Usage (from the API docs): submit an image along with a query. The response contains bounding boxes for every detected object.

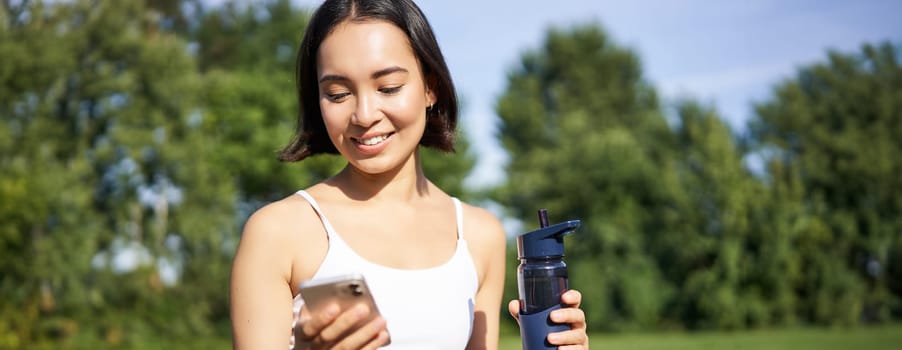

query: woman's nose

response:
[351,93,381,127]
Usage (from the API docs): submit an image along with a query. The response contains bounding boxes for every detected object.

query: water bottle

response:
[517,209,580,350]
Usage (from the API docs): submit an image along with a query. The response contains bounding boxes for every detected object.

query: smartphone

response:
[298,274,385,333]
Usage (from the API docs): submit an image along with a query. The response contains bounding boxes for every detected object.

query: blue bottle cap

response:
[517,219,581,259]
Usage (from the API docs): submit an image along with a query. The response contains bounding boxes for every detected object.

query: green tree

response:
[749,42,902,325]
[1,0,236,346]
[189,0,332,204]
[667,101,776,329]
[494,21,857,332]
[495,23,679,331]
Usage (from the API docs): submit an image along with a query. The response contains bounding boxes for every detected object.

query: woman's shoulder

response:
[238,190,331,276]
[458,200,506,252]
[455,199,507,288]
[239,191,326,251]
[458,201,502,229]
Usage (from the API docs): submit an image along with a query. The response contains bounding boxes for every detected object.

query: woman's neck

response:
[328,150,431,202]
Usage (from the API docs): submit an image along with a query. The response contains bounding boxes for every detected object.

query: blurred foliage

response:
[495,22,901,332]
[0,0,473,347]
[497,24,682,332]
[1,0,899,348]
[749,42,902,325]
[1,0,238,346]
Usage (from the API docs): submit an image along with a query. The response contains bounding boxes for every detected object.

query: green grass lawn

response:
[500,324,902,350]
[37,323,902,349]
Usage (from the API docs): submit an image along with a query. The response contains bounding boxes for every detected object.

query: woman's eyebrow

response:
[372,66,408,79]
[318,66,408,84]
[318,74,348,84]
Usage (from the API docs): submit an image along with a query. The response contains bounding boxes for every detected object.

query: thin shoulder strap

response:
[452,197,464,241]
[295,190,338,238]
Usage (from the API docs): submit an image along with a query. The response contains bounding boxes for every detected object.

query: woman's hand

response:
[508,289,589,349]
[293,302,391,350]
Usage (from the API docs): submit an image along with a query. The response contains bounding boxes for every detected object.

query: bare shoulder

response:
[235,193,327,279]
[458,200,508,298]
[229,193,326,348]
[459,201,507,256]
[242,194,321,243]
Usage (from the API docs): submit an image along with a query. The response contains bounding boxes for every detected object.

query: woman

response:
[229,0,588,349]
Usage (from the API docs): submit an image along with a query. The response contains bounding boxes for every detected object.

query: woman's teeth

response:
[360,134,389,146]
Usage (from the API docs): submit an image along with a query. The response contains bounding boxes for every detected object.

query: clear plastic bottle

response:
[518,257,568,314]
[516,209,580,350]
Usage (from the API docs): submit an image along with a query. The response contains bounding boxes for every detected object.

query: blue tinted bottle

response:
[517,209,580,350]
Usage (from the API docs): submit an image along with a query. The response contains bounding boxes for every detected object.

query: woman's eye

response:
[326,92,350,102]
[379,86,402,94]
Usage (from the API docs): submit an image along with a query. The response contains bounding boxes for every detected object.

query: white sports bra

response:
[292,190,479,349]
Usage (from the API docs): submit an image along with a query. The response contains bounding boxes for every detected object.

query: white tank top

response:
[292,190,479,349]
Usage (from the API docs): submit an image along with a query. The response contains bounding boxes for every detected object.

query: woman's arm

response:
[230,206,298,349]
[231,198,389,350]
[464,207,507,350]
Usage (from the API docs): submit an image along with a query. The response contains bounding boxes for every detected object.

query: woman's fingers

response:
[360,329,391,350]
[561,289,582,307]
[550,306,586,328]
[551,289,589,349]
[507,299,521,323]
[317,303,372,343]
[508,289,590,348]
[336,316,391,350]
[297,303,340,343]
[296,303,390,349]
[547,328,589,347]
[556,345,590,350]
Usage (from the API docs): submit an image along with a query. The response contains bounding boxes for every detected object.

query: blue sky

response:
[287,0,902,189]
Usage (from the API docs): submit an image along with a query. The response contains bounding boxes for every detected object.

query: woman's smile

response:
[353,132,394,146]
[351,132,395,155]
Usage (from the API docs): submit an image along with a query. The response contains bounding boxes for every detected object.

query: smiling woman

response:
[314,20,433,171]
[227,1,589,349]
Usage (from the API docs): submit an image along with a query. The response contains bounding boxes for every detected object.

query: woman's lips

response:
[351,132,394,154]
[354,133,392,146]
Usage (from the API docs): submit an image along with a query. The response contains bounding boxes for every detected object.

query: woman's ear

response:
[425,75,437,107]
[426,91,437,109]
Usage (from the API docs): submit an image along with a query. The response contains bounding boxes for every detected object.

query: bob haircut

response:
[279,0,459,162]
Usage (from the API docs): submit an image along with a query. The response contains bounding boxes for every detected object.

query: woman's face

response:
[316,19,435,175]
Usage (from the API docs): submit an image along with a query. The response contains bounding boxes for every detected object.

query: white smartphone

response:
[298,274,385,334]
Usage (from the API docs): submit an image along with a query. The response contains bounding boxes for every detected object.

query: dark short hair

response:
[279,0,458,162]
